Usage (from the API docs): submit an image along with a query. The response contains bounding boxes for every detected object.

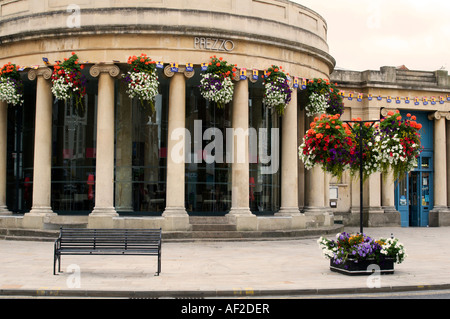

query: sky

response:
[293,0,450,72]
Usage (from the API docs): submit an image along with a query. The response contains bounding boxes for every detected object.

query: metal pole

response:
[359,125,363,234]
[343,120,380,235]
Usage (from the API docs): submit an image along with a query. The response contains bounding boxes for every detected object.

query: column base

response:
[90,207,118,217]
[226,208,257,231]
[302,206,330,215]
[429,207,450,227]
[0,206,12,215]
[275,207,301,216]
[23,208,56,229]
[26,207,55,216]
[162,207,190,231]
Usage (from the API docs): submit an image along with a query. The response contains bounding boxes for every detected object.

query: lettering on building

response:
[194,37,235,52]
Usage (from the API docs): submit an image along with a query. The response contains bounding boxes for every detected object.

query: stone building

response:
[330,66,450,227]
[0,0,449,235]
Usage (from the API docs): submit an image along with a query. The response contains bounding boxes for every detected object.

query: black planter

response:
[330,258,395,276]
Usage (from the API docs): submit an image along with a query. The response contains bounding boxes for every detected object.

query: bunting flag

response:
[186,63,194,72]
[12,56,450,108]
[301,78,307,90]
[252,69,259,81]
[170,63,178,72]
[240,68,247,80]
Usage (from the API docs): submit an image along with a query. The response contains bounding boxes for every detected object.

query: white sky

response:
[293,0,450,72]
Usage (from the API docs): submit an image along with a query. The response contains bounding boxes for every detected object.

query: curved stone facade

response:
[0,0,334,77]
[0,0,339,233]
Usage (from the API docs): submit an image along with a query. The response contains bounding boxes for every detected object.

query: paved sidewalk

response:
[1,226,450,298]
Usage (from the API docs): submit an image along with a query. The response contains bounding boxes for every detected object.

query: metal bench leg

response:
[53,254,58,275]
[155,252,161,276]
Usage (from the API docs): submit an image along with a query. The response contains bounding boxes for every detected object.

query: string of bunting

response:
[16,57,450,107]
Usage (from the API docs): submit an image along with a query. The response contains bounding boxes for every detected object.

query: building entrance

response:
[395,111,433,227]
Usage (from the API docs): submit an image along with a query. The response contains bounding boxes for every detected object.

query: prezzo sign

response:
[194,37,235,52]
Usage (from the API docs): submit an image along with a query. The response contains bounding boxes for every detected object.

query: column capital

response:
[89,63,121,78]
[232,69,257,83]
[428,111,450,121]
[163,64,195,79]
[28,67,52,81]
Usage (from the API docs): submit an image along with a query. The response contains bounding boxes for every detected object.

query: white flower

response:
[0,77,24,106]
[199,73,234,107]
[262,76,291,113]
[306,92,328,117]
[124,70,159,103]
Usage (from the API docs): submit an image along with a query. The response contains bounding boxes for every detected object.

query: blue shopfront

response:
[395,111,434,227]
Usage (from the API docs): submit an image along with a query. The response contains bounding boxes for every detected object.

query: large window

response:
[249,81,281,214]
[51,69,97,214]
[6,75,35,213]
[114,69,169,215]
[185,68,232,215]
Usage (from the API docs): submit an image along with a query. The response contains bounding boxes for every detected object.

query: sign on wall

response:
[194,37,235,52]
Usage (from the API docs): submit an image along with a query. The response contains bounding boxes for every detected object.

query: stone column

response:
[447,119,450,213]
[88,64,120,227]
[162,65,193,231]
[303,111,332,226]
[226,71,257,230]
[381,169,400,225]
[277,87,304,228]
[0,101,11,215]
[24,68,56,228]
[429,112,450,226]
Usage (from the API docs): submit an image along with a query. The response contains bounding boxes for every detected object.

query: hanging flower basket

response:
[298,113,355,178]
[318,232,406,276]
[199,56,237,109]
[123,53,159,113]
[262,65,292,115]
[0,62,24,106]
[305,78,344,117]
[51,52,86,110]
[376,111,423,180]
[347,119,382,181]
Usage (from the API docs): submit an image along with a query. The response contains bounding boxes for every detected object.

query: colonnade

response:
[0,64,334,230]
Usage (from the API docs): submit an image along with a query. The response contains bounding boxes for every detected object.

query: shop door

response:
[396,156,433,227]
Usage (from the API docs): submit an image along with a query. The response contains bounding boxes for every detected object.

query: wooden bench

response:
[53,228,162,276]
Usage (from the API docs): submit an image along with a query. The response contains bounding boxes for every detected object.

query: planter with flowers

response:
[305,78,344,117]
[318,232,406,275]
[199,56,237,109]
[262,65,292,115]
[51,52,86,111]
[123,53,159,113]
[0,62,24,106]
[376,110,423,180]
[299,113,355,178]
